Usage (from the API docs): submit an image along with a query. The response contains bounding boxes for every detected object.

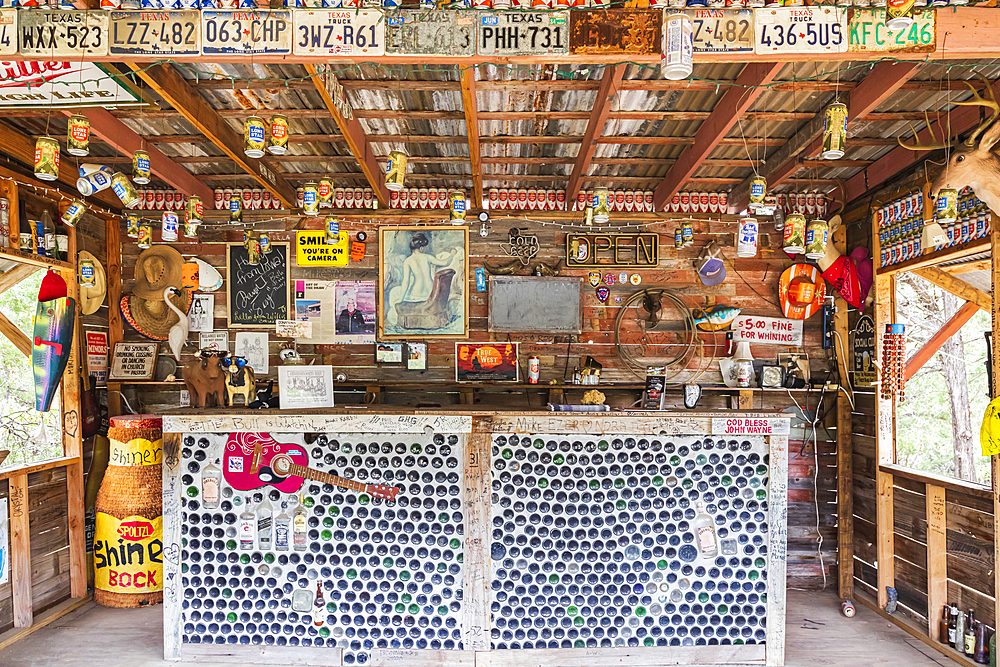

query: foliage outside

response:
[0,270,62,467]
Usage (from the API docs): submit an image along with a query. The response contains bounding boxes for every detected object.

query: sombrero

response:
[78,251,107,316]
[133,245,185,299]
[778,263,826,320]
[121,290,191,341]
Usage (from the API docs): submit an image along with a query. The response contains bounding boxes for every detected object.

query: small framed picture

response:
[456,342,518,382]
[375,342,403,364]
[108,342,159,381]
[278,365,335,409]
[407,342,427,371]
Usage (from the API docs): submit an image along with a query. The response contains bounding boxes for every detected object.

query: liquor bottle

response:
[313,582,325,626]
[54,219,69,262]
[293,494,308,551]
[950,604,959,646]
[974,622,989,664]
[958,611,967,652]
[693,501,718,558]
[41,210,55,259]
[274,501,290,551]
[202,459,221,510]
[239,496,256,550]
[967,611,978,656]
[257,496,273,550]
[939,604,951,645]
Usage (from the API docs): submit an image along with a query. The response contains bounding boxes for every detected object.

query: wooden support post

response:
[9,472,31,628]
[459,67,483,209]
[903,300,980,382]
[991,212,1000,640]
[925,483,947,641]
[162,432,183,660]
[0,265,38,296]
[106,215,123,417]
[62,226,86,599]
[832,222,854,601]
[462,418,491,652]
[459,387,475,405]
[565,65,626,201]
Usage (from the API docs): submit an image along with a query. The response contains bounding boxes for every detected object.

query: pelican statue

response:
[164,286,189,362]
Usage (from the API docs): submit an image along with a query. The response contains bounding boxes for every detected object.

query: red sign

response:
[712,417,790,436]
[85,331,108,386]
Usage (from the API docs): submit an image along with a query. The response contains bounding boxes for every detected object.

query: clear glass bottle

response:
[201,459,221,510]
[293,494,308,551]
[54,219,68,262]
[238,495,256,550]
[41,210,55,259]
[257,496,273,550]
[274,501,290,551]
[693,500,719,558]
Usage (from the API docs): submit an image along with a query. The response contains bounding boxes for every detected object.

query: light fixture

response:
[921,220,948,252]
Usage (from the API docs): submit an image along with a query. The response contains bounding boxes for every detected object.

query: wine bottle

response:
[202,459,221,510]
[257,496,273,550]
[293,494,308,551]
[238,496,256,550]
[274,501,290,551]
[967,610,977,655]
[950,604,959,646]
[693,500,719,558]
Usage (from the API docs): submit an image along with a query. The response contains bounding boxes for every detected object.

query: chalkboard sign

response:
[488,276,582,334]
[226,243,290,329]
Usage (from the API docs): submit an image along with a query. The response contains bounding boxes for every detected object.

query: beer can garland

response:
[126,214,140,239]
[244,116,267,158]
[325,215,340,244]
[77,164,113,196]
[133,150,151,185]
[737,217,758,257]
[302,182,319,214]
[268,114,289,155]
[66,114,90,157]
[783,212,806,254]
[805,219,829,259]
[111,172,141,208]
[822,103,848,159]
[385,150,407,191]
[34,136,60,181]
[936,187,959,223]
[661,13,693,80]
[94,415,163,608]
[62,199,86,227]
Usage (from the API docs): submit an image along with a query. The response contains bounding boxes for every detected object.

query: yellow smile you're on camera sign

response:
[296,230,349,267]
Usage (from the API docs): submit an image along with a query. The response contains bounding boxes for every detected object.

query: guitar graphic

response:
[222,432,399,501]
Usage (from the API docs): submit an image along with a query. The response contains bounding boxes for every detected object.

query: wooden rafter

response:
[652,62,782,211]
[566,65,626,202]
[0,265,38,296]
[460,67,483,208]
[66,108,213,204]
[914,266,992,312]
[903,300,980,381]
[730,60,920,212]
[125,63,298,208]
[0,310,30,357]
[305,64,390,208]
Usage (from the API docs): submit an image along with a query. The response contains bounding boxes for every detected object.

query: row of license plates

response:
[0,6,934,58]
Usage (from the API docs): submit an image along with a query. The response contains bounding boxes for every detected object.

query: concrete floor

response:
[0,590,957,666]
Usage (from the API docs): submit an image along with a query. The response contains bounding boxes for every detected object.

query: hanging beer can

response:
[385,150,407,191]
[259,232,271,254]
[161,211,179,242]
[66,115,91,157]
[749,176,766,209]
[302,182,319,214]
[132,150,152,185]
[111,172,141,208]
[821,103,848,159]
[661,13,693,80]
[783,212,806,254]
[449,190,467,222]
[593,187,611,223]
[126,214,140,239]
[805,219,829,259]
[244,116,267,158]
[682,221,694,246]
[62,200,86,227]
[885,0,916,30]
[936,187,959,223]
[34,136,60,181]
[79,256,97,287]
[186,195,204,223]
[229,194,243,224]
[737,217,758,257]
[268,114,289,155]
[137,222,152,249]
[325,216,340,244]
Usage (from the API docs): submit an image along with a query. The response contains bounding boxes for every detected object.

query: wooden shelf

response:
[876,236,990,276]
[195,208,741,223]
[0,247,74,271]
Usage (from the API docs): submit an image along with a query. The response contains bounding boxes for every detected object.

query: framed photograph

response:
[235,332,269,376]
[108,342,158,381]
[456,342,519,382]
[375,342,403,364]
[378,226,468,340]
[188,294,214,333]
[278,366,335,409]
[407,342,427,371]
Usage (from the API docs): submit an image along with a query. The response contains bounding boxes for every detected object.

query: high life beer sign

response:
[0,61,143,109]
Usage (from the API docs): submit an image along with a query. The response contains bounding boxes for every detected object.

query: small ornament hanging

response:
[880,323,906,402]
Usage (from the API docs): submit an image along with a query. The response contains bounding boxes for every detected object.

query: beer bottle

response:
[41,210,55,259]
[967,611,977,656]
[313,583,325,626]
[939,604,951,645]
[950,604,959,646]
[17,198,31,252]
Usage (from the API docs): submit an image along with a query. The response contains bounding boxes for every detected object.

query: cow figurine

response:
[183,351,227,408]
[224,356,256,407]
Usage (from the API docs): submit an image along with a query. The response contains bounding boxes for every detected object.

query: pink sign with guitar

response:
[223,432,399,501]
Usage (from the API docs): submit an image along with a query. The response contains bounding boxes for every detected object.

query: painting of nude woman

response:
[378,226,468,340]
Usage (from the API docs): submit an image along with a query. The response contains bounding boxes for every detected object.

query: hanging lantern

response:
[66,115,90,157]
[822,103,848,159]
[325,216,340,244]
[737,217,758,257]
[935,187,959,223]
[132,150,151,185]
[244,116,266,158]
[592,187,610,224]
[804,219,830,259]
[886,0,916,31]
[34,136,60,181]
[229,193,243,224]
[661,13,693,81]
[783,212,806,254]
[302,182,319,214]
[385,150,408,191]
[268,114,289,155]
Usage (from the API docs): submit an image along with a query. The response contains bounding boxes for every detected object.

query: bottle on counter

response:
[967,610,978,656]
[293,494,308,551]
[239,495,256,550]
[257,496,273,550]
[958,610,967,652]
[950,604,959,647]
[41,210,55,259]
[313,582,325,626]
[274,501,290,551]
[988,628,995,666]
[54,218,68,262]
[939,604,951,645]
[18,199,31,252]
[202,459,221,510]
[975,620,989,663]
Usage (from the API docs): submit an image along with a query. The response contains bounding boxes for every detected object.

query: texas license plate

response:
[689,8,753,53]
[384,10,475,56]
[754,6,846,55]
[19,10,108,59]
[109,11,199,57]
[477,11,569,57]
[847,8,934,52]
[294,9,384,56]
[202,10,292,56]
[0,10,15,56]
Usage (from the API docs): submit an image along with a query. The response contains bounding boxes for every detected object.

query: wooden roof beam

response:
[653,62,782,211]
[566,65,626,203]
[913,266,992,312]
[305,64,390,208]
[460,67,483,209]
[730,60,920,212]
[125,63,297,208]
[904,300,980,382]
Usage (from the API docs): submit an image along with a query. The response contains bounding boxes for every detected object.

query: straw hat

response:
[120,290,191,341]
[78,251,107,316]
[133,245,184,299]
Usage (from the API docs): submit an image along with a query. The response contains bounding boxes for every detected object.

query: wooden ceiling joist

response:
[0,265,38,296]
[306,64,390,208]
[652,62,783,211]
[914,267,992,312]
[566,65,627,202]
[460,67,483,209]
[126,63,298,208]
[904,300,980,382]
[730,60,920,212]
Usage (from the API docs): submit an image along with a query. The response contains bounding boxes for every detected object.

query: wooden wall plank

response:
[925,484,947,641]
[9,474,31,627]
[461,420,490,652]
[992,211,1000,650]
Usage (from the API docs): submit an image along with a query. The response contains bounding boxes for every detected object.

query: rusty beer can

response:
[133,150,151,185]
[244,116,267,158]
[268,114,289,155]
[66,114,90,157]
[936,187,959,223]
[34,136,59,181]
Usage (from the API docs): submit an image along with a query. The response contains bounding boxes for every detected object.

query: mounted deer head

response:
[898,74,1000,215]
